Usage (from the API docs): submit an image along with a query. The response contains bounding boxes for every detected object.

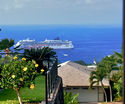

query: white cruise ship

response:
[14,38,74,49]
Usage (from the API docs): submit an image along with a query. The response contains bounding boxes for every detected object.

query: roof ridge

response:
[67,61,91,74]
[66,64,90,77]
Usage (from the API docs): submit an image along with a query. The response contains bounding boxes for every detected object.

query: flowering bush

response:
[0,56,44,104]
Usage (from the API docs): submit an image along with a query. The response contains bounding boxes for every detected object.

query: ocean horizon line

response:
[0,24,122,28]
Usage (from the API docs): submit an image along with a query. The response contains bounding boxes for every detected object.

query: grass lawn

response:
[0,76,45,104]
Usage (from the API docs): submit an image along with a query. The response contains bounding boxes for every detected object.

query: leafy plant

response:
[0,56,44,104]
[64,91,79,104]
[22,47,56,73]
[114,51,123,64]
[114,78,122,98]
[74,60,86,65]
[112,69,123,101]
[98,55,118,102]
[112,51,123,101]
[0,56,12,65]
[0,76,45,104]
[0,38,14,55]
[90,51,123,102]
[89,65,108,102]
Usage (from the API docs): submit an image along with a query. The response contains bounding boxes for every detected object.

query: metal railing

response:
[45,58,58,104]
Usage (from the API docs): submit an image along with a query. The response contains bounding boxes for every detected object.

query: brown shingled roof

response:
[58,61,109,87]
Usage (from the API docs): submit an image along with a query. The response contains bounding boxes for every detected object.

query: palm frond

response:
[89,81,98,89]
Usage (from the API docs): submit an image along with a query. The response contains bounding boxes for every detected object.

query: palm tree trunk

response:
[109,81,112,102]
[4,48,10,56]
[16,88,22,104]
[101,81,107,102]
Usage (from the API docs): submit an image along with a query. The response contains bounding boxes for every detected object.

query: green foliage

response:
[64,91,79,104]
[97,51,123,101]
[89,65,107,88]
[114,78,122,98]
[99,55,119,82]
[0,76,45,103]
[112,69,123,100]
[0,56,44,104]
[0,56,42,89]
[23,47,56,62]
[112,51,123,100]
[89,68,108,102]
[114,96,122,102]
[89,50,123,101]
[0,56,13,80]
[111,69,122,83]
[0,38,14,50]
[0,56,12,65]
[74,60,86,65]
[114,51,123,64]
[22,47,56,73]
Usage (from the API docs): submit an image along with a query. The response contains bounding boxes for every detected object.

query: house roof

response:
[58,61,109,87]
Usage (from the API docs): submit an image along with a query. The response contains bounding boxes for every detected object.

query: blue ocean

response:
[0,25,122,64]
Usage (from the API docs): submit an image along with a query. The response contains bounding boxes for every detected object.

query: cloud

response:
[0,0,122,10]
[0,0,99,11]
[84,0,93,4]
[0,0,30,11]
[13,0,24,9]
[0,0,122,25]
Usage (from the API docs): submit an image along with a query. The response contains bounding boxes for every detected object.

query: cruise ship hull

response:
[14,38,74,50]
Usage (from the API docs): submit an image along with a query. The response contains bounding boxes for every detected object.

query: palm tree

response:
[99,55,118,102]
[22,47,56,73]
[89,65,108,102]
[0,38,14,56]
[114,51,123,65]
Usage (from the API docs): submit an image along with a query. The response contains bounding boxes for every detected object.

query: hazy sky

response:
[0,0,122,25]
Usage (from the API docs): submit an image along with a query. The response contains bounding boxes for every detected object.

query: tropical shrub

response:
[114,78,122,99]
[0,56,13,65]
[0,38,14,55]
[98,55,118,102]
[0,56,44,104]
[89,49,124,102]
[0,56,13,82]
[22,47,56,73]
[64,91,79,104]
[112,51,123,101]
[112,69,123,101]
[89,64,108,102]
